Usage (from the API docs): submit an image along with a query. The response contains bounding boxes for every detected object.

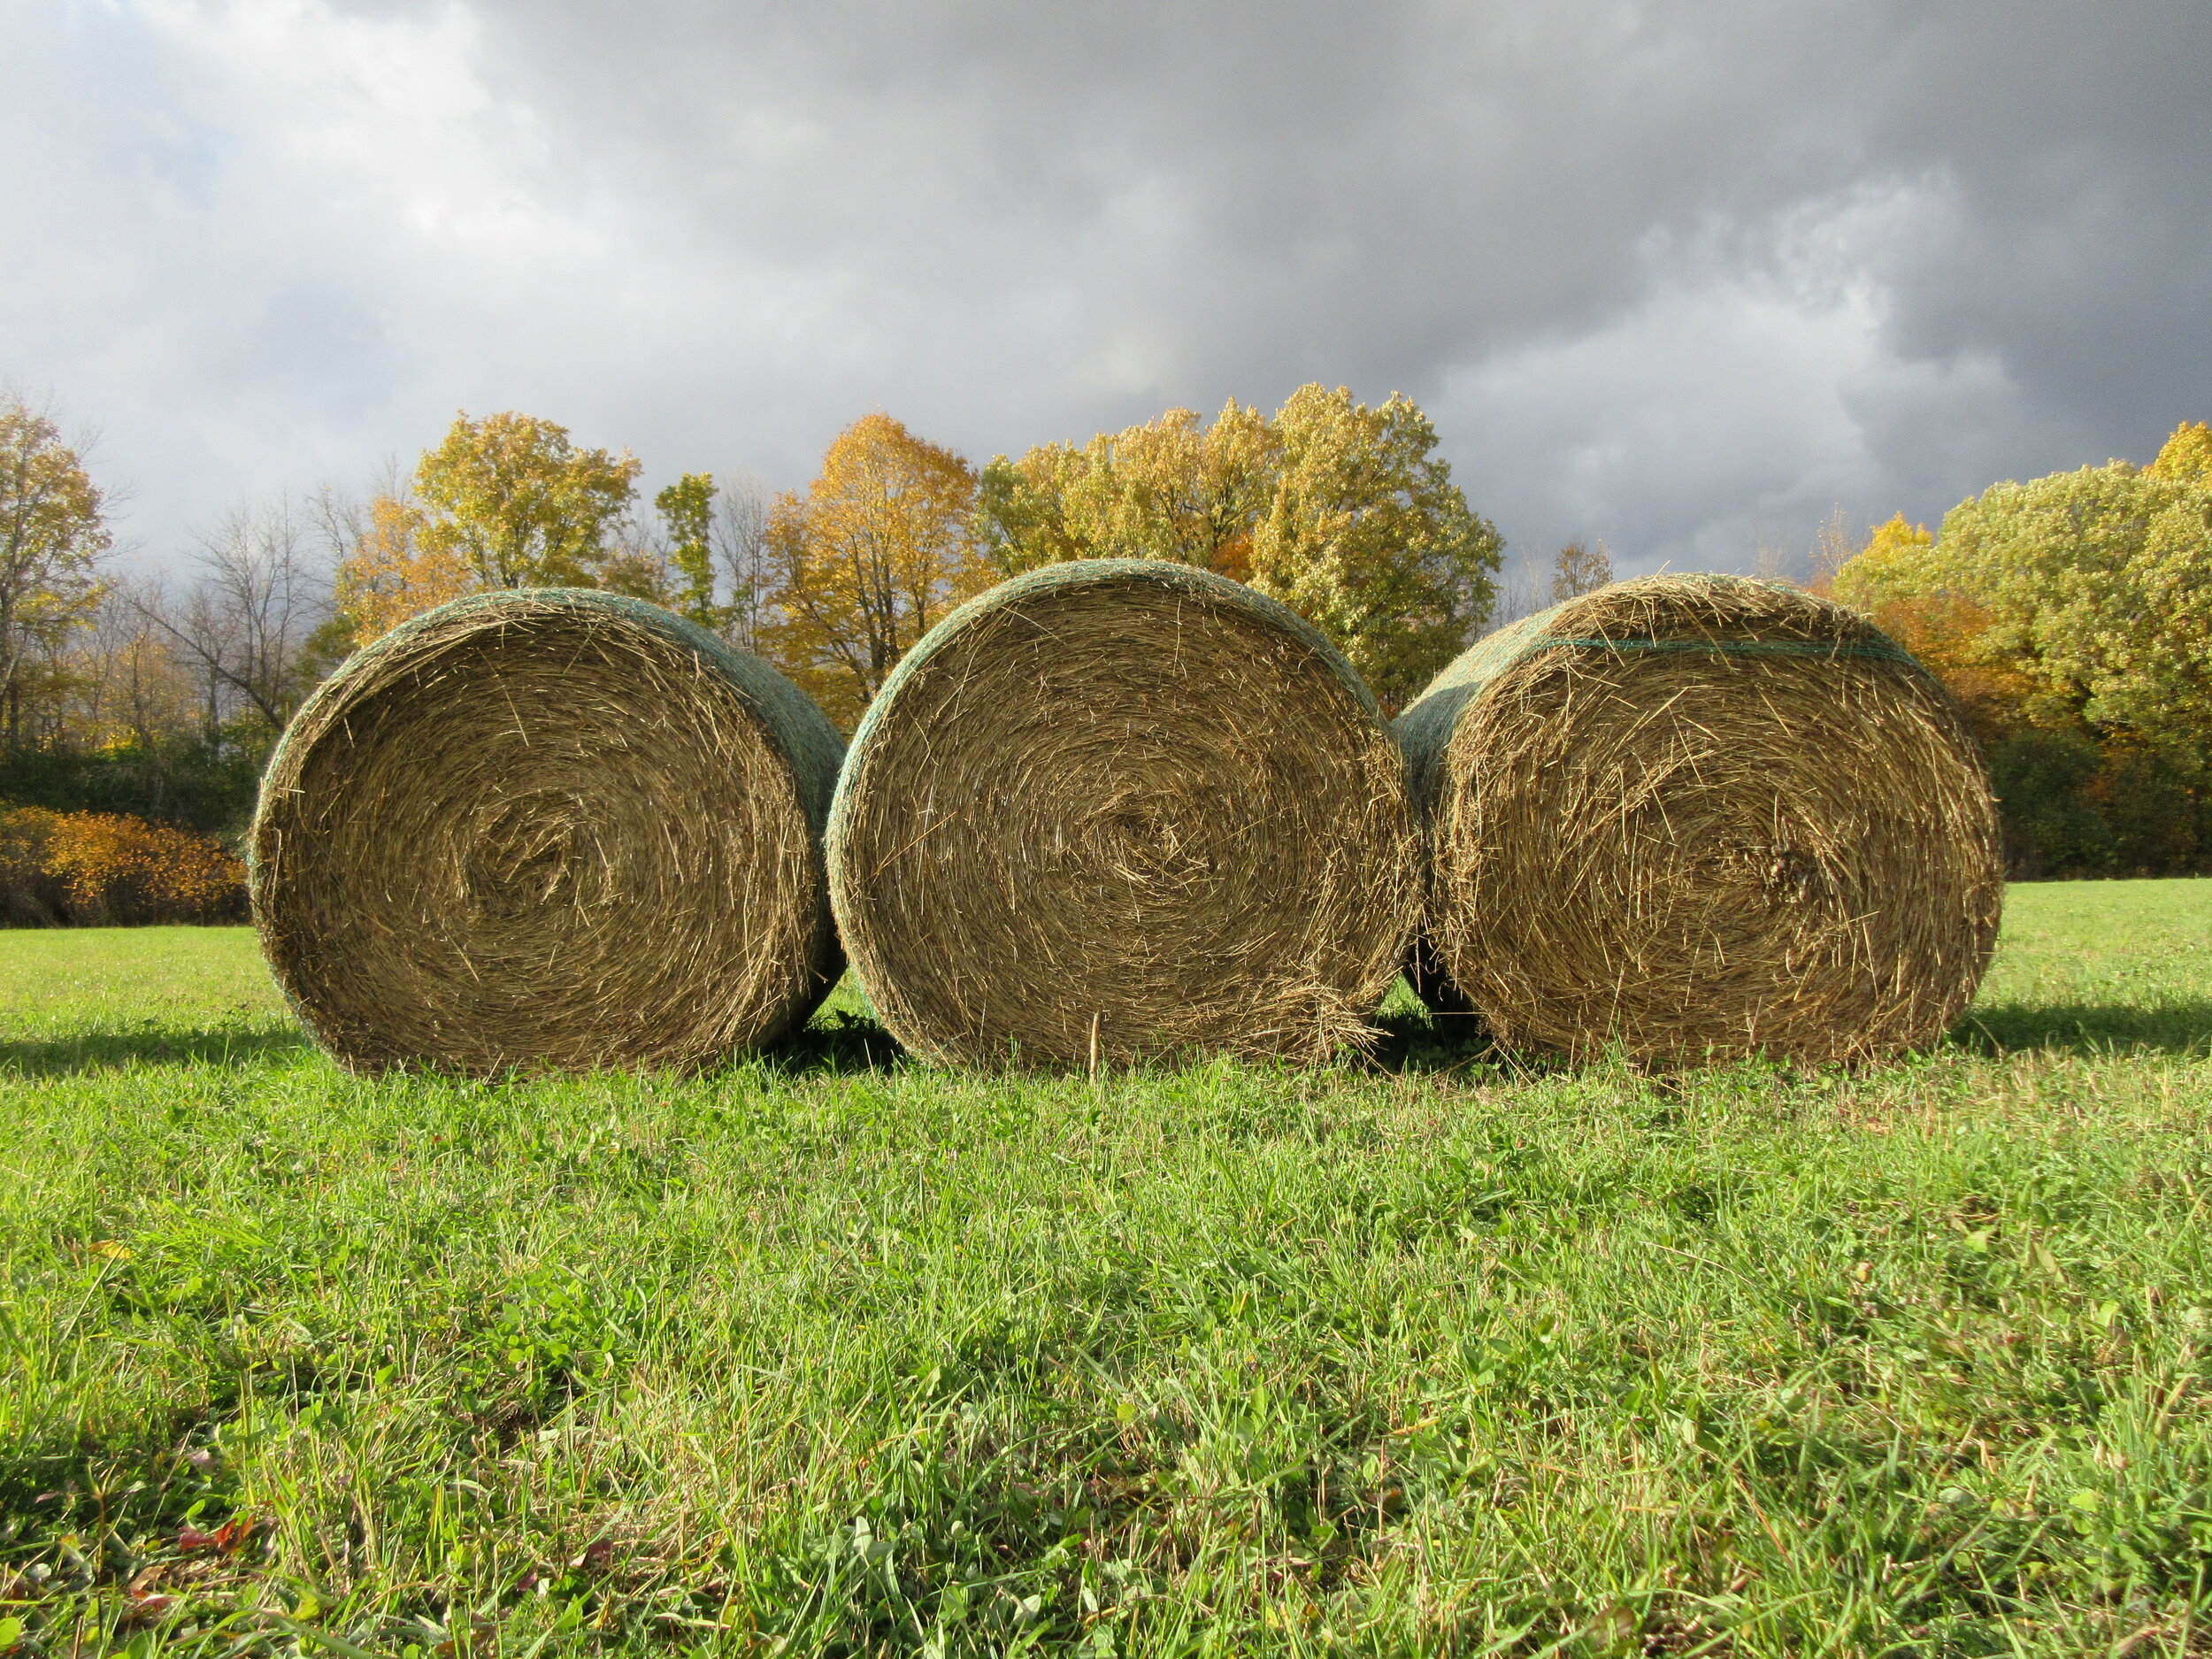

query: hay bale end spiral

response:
[251,589,843,1075]
[827,559,1418,1067]
[1394,572,2003,1065]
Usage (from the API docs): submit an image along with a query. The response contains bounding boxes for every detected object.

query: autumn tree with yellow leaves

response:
[1836,420,2212,754]
[978,401,1277,577]
[979,386,1500,709]
[338,411,641,642]
[757,414,990,730]
[0,396,111,741]
[1834,419,2212,875]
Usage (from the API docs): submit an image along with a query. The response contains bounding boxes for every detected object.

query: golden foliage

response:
[2148,419,2212,486]
[335,494,473,646]
[0,805,62,924]
[980,402,1276,579]
[1833,514,2036,743]
[759,414,989,731]
[0,397,111,734]
[0,803,245,925]
[1831,513,1934,610]
[336,411,641,645]
[979,387,1499,710]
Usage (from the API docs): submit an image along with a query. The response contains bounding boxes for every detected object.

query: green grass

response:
[1960,881,2212,1058]
[0,884,2208,1656]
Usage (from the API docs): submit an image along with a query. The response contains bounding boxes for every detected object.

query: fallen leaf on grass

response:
[123,1589,179,1623]
[177,1517,259,1555]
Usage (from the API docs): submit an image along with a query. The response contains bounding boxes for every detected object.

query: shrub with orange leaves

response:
[0,803,247,926]
[0,805,70,926]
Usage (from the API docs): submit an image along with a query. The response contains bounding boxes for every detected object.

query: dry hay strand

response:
[251,589,844,1075]
[826,559,1419,1068]
[1394,572,2004,1066]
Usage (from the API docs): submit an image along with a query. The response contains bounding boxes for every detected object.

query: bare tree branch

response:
[133,493,336,736]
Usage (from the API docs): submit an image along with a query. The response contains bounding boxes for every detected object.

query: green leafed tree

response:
[656,472,720,630]
[2147,419,2212,488]
[1918,451,2212,755]
[979,401,1278,578]
[1832,419,2212,875]
[1248,386,1502,710]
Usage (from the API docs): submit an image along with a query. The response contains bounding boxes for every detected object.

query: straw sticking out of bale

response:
[1394,573,2003,1065]
[827,559,1418,1067]
[251,589,844,1075]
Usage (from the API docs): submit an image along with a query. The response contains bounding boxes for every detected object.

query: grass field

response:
[0,880,2208,1656]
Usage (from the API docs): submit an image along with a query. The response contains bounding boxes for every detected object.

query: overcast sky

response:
[9,0,2211,582]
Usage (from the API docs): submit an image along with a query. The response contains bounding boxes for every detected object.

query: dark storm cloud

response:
[8,0,2209,572]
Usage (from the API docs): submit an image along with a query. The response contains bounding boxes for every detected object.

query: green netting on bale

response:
[1395,574,1932,819]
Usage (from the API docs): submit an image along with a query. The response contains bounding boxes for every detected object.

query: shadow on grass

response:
[1952,1002,2212,1058]
[0,1018,906,1082]
[0,1405,242,1577]
[1367,1009,1502,1074]
[1371,1000,2212,1073]
[11,1002,2195,1084]
[0,1024,313,1078]
[768,1010,908,1074]
[758,1010,1506,1079]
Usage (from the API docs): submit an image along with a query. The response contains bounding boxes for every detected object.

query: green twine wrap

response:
[1521,635,1921,666]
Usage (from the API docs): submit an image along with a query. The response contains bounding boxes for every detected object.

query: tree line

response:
[0,387,1504,833]
[338,391,1505,730]
[1830,420,2212,878]
[1,387,2206,880]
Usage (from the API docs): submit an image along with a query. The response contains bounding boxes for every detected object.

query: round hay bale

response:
[1394,572,2003,1066]
[826,559,1418,1067]
[251,589,844,1075]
